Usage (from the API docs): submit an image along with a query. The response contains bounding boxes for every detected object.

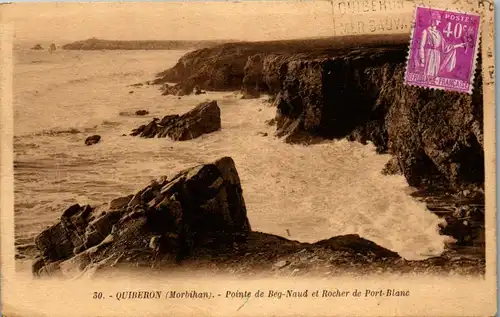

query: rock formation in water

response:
[85,135,101,146]
[130,100,221,140]
[135,110,149,116]
[31,157,483,278]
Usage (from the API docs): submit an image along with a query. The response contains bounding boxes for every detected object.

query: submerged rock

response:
[84,135,101,146]
[131,100,221,141]
[31,44,43,50]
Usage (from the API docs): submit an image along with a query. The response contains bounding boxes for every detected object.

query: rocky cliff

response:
[32,158,484,278]
[130,100,221,140]
[154,35,484,194]
[151,36,485,261]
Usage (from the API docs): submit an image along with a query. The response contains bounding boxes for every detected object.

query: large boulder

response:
[130,100,221,141]
[32,157,250,276]
[135,110,149,116]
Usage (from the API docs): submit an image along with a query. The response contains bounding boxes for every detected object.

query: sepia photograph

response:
[0,1,496,316]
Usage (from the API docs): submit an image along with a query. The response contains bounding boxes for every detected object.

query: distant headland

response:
[61,38,234,50]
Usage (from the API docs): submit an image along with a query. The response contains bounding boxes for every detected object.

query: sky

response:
[1,2,339,44]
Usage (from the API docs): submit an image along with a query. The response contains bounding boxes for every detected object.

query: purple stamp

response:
[405,6,481,94]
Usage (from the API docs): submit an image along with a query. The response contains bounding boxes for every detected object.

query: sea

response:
[12,47,449,268]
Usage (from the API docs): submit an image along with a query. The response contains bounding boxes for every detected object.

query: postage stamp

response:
[404,6,481,94]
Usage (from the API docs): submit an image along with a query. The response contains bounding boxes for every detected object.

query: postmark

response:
[404,6,481,93]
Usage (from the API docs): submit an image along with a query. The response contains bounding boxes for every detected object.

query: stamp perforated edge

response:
[403,5,482,95]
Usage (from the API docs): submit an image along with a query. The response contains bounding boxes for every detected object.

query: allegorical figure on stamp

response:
[418,11,466,77]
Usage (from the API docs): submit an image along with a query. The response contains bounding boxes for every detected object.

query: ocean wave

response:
[16,126,102,138]
[31,127,83,137]
[101,120,122,127]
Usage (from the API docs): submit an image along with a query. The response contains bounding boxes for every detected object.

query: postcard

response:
[0,0,496,316]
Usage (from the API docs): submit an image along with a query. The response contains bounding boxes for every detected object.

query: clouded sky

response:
[2,2,337,44]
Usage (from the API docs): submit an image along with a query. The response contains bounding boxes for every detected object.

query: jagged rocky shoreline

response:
[32,157,483,278]
[29,35,485,277]
[151,35,485,262]
[129,100,221,140]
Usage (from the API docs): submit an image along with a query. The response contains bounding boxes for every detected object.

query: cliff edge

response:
[151,36,485,260]
[153,35,484,194]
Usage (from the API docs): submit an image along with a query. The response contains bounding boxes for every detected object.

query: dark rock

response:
[140,121,158,138]
[272,49,483,191]
[132,100,221,141]
[83,210,121,249]
[135,110,149,116]
[34,222,75,261]
[257,132,268,137]
[168,101,221,141]
[161,83,192,96]
[194,86,202,95]
[33,201,120,265]
[109,195,133,210]
[159,114,180,127]
[61,204,82,219]
[316,234,400,258]
[85,135,101,146]
[129,91,134,94]
[32,156,251,276]
[242,54,265,94]
[153,36,390,93]
[31,44,43,50]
